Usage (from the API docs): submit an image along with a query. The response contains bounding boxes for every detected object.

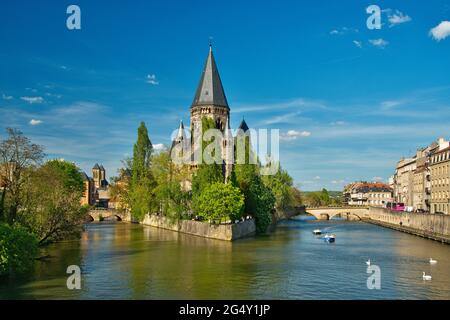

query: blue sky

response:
[1,0,450,191]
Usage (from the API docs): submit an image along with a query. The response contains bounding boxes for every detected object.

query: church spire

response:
[191,46,229,109]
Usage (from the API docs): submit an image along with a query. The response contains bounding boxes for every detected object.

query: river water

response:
[1,216,449,299]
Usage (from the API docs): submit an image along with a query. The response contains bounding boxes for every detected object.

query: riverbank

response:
[366,207,450,244]
[141,214,256,241]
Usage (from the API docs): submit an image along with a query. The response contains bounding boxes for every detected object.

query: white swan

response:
[429,258,437,264]
[422,272,432,280]
[366,259,371,266]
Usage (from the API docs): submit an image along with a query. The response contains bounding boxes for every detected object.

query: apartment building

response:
[343,182,393,207]
[429,138,450,214]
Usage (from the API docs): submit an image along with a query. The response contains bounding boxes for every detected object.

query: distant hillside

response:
[302,191,342,199]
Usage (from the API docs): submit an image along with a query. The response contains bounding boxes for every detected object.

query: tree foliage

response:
[0,223,38,277]
[302,188,341,207]
[233,134,275,233]
[129,122,156,220]
[43,159,84,194]
[191,117,224,212]
[151,150,190,220]
[18,164,88,245]
[262,166,293,210]
[195,182,244,222]
[0,128,44,224]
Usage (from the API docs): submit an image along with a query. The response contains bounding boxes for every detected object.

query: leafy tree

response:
[109,166,132,212]
[247,178,275,233]
[151,151,190,220]
[195,182,244,222]
[262,166,293,210]
[234,134,275,233]
[0,223,38,277]
[0,128,44,224]
[191,117,224,212]
[289,186,303,207]
[320,188,330,204]
[43,159,84,194]
[129,122,156,220]
[18,165,88,245]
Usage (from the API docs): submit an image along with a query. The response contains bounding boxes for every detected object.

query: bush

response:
[0,224,38,277]
[194,182,244,222]
[248,180,276,234]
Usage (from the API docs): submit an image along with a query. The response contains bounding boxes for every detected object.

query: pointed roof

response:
[238,118,249,132]
[171,120,188,151]
[191,45,229,109]
[99,165,105,171]
[93,163,100,170]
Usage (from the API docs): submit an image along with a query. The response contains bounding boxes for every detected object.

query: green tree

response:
[151,150,189,220]
[247,178,275,233]
[320,188,330,204]
[18,165,87,245]
[191,117,224,212]
[0,128,44,224]
[43,159,84,194]
[0,223,38,277]
[262,166,294,210]
[234,134,275,233]
[129,122,156,220]
[195,182,244,222]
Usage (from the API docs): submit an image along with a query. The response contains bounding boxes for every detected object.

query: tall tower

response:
[190,45,230,154]
[92,163,101,189]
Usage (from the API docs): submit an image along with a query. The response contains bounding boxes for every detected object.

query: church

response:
[170,45,251,182]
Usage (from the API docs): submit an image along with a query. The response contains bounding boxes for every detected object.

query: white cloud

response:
[314,176,321,180]
[329,27,358,36]
[387,10,411,27]
[60,65,68,70]
[2,93,13,100]
[369,38,389,48]
[20,96,44,104]
[29,119,43,126]
[429,21,450,41]
[331,121,346,126]
[280,130,311,141]
[353,40,362,48]
[372,176,384,182]
[146,74,159,85]
[153,143,165,150]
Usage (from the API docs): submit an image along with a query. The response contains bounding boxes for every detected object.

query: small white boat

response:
[313,229,322,235]
[429,258,437,264]
[422,272,432,281]
[366,259,371,266]
[323,234,336,243]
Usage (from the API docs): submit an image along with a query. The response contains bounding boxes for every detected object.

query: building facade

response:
[391,137,450,214]
[343,182,393,207]
[80,163,110,208]
[429,138,450,214]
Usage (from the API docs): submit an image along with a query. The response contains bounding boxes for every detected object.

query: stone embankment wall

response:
[367,207,450,243]
[141,214,256,241]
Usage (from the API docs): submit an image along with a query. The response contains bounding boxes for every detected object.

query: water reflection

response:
[0,219,449,299]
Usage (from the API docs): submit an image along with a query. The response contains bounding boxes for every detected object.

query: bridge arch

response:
[305,207,368,221]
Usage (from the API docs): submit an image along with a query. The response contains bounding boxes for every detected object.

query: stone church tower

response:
[171,45,249,182]
[190,45,230,156]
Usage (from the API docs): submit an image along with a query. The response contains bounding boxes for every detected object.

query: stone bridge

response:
[88,209,132,222]
[305,207,370,221]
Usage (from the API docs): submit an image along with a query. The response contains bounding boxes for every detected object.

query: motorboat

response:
[323,234,336,243]
[312,229,322,235]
